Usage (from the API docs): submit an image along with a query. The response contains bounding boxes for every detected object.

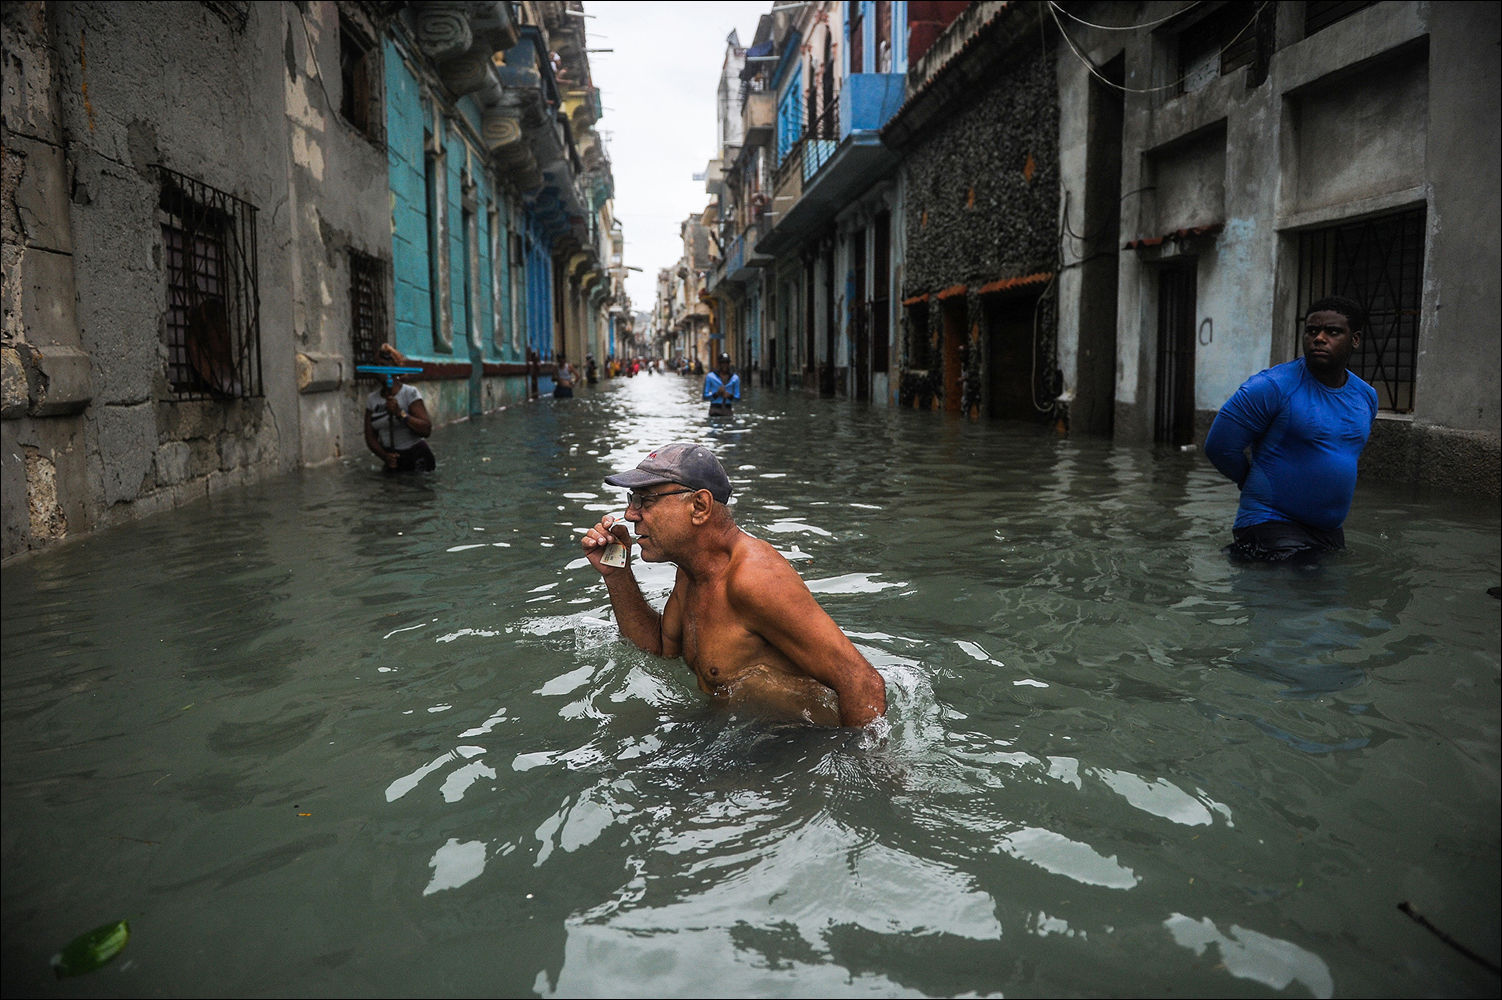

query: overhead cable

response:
[1047,1,1202,32]
[1048,1,1269,95]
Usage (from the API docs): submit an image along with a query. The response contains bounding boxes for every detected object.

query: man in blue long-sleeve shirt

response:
[1204,296,1378,563]
[704,352,740,416]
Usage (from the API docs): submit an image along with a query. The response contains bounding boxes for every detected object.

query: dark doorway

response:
[852,228,869,402]
[804,257,816,381]
[1075,52,1124,436]
[941,297,965,413]
[821,241,836,396]
[873,212,891,381]
[1154,263,1197,446]
[983,292,1039,421]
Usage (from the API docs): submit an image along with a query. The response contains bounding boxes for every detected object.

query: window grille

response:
[158,165,262,400]
[1296,207,1424,412]
[349,250,388,371]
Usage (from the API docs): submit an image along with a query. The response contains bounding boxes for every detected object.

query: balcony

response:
[841,73,905,135]
[743,90,775,144]
[758,76,903,256]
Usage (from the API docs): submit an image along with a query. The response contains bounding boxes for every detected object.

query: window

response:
[1296,207,1424,412]
[339,13,383,144]
[158,165,262,400]
[349,250,387,368]
[1305,1,1377,37]
[849,4,865,75]
[777,67,803,164]
[1177,3,1263,94]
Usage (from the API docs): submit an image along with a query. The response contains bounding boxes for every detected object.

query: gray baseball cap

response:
[604,442,732,503]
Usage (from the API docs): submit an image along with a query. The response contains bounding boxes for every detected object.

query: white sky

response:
[583,1,772,312]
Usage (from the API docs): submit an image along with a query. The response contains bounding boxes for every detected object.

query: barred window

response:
[159,166,262,400]
[349,249,388,369]
[1296,207,1425,412]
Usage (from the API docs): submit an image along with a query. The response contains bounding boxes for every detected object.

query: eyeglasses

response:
[625,488,698,511]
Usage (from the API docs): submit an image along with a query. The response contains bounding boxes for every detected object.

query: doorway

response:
[983,292,1039,421]
[941,297,966,413]
[852,228,869,402]
[1154,263,1197,446]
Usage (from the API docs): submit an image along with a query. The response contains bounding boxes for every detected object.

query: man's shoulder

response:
[1247,358,1306,388]
[1344,370,1379,406]
[726,533,803,594]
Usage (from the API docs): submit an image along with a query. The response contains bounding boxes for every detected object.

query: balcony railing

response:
[773,98,839,193]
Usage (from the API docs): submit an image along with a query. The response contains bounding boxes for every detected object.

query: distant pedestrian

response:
[703,352,740,417]
[1204,296,1378,563]
[554,356,576,398]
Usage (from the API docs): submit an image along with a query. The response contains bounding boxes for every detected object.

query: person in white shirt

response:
[363,344,435,472]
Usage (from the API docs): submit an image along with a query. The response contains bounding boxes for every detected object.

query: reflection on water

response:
[2,374,1498,997]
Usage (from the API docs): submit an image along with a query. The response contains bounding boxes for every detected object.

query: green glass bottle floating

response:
[51,919,130,978]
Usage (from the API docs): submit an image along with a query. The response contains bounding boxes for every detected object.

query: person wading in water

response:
[579,443,886,728]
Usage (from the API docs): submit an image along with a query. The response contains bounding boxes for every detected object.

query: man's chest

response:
[679,584,764,670]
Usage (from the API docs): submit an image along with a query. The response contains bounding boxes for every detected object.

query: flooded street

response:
[3,374,1498,998]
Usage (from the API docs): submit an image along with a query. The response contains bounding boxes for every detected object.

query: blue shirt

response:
[703,370,740,401]
[1205,359,1377,531]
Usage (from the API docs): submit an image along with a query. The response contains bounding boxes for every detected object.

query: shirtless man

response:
[579,442,886,728]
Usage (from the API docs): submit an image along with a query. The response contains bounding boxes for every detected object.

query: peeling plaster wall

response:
[282,3,394,467]
[2,1,301,561]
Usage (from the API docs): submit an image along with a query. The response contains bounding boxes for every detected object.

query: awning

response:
[1124,223,1224,250]
[936,283,967,300]
[978,271,1053,295]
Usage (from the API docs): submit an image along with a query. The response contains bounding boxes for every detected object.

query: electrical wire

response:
[1048,1,1202,32]
[1048,0,1269,96]
[296,5,337,113]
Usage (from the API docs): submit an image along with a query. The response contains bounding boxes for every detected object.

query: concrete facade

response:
[1054,1,1500,495]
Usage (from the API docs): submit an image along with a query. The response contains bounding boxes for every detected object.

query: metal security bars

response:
[349,249,388,369]
[158,165,262,400]
[1296,207,1424,412]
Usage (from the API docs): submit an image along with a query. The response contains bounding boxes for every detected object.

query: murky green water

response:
[3,374,1498,997]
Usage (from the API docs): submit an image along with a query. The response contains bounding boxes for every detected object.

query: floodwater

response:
[2,373,1498,999]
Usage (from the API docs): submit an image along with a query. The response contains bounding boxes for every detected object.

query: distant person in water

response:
[1204,296,1378,563]
[363,344,435,472]
[554,355,576,398]
[579,442,886,728]
[703,352,740,415]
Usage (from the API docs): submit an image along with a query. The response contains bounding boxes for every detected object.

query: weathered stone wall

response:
[2,1,301,561]
[901,55,1059,296]
[897,19,1060,417]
